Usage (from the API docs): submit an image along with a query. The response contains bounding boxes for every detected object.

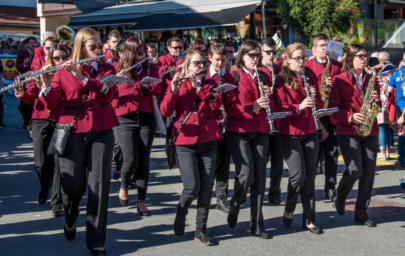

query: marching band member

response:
[305,34,342,202]
[206,43,232,213]
[259,37,285,206]
[113,38,160,216]
[32,31,57,70]
[329,44,380,227]
[146,42,157,62]
[223,40,271,239]
[31,38,59,71]
[160,50,222,246]
[273,43,323,234]
[42,27,118,255]
[13,44,70,217]
[108,38,125,69]
[224,41,236,69]
[103,30,121,62]
[176,39,207,66]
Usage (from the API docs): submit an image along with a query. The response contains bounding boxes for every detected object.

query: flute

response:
[1,55,107,94]
[175,71,205,82]
[17,54,106,79]
[125,56,152,72]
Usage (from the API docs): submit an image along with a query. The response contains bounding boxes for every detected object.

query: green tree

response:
[277,0,360,39]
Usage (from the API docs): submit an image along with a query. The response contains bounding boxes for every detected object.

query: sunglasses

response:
[226,50,234,53]
[355,54,368,60]
[245,53,261,59]
[290,57,306,62]
[45,47,51,51]
[170,46,183,50]
[86,43,103,52]
[190,61,208,67]
[137,50,146,56]
[263,50,277,55]
[53,55,69,61]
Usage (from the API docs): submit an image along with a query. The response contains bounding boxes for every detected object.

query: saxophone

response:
[320,55,331,109]
[355,66,381,137]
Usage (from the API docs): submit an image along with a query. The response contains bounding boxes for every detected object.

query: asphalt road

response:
[0,96,404,256]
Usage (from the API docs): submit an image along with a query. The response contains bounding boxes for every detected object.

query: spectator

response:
[1,43,10,54]
[0,59,5,127]
[146,42,157,61]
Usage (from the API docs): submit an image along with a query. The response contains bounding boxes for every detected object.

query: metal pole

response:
[262,1,266,38]
[250,10,256,39]
[374,0,378,49]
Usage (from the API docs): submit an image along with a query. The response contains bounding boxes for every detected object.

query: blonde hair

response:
[71,27,104,70]
[179,50,207,78]
[281,43,305,91]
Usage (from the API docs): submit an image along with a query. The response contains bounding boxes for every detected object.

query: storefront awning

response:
[68,0,261,27]
[38,0,73,3]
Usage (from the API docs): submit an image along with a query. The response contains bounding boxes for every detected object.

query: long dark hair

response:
[116,37,149,79]
[111,38,125,63]
[234,40,261,68]
[45,44,71,67]
[342,44,367,73]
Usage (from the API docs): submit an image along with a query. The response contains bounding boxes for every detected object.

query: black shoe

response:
[118,188,128,207]
[326,189,337,202]
[216,197,230,213]
[227,212,238,229]
[173,205,187,236]
[194,230,214,246]
[113,170,120,180]
[52,204,63,217]
[354,217,376,227]
[90,249,107,256]
[283,213,293,227]
[253,231,270,239]
[23,120,29,130]
[64,224,76,241]
[335,198,345,215]
[302,224,322,234]
[269,198,286,206]
[38,189,48,205]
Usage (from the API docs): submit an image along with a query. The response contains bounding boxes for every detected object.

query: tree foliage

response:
[277,0,360,38]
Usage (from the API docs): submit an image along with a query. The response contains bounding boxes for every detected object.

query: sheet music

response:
[378,64,397,77]
[266,111,292,121]
[213,83,237,93]
[141,76,162,84]
[313,107,339,118]
[326,40,343,57]
[305,49,312,58]
[97,75,130,86]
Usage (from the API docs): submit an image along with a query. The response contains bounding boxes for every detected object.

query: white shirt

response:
[316,57,327,64]
[354,72,363,88]
[209,65,225,77]
[243,67,257,80]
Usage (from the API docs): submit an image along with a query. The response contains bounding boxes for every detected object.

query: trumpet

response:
[254,65,278,135]
[57,25,76,46]
[301,67,323,133]
[1,55,106,94]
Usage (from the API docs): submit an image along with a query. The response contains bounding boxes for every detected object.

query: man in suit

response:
[16,36,38,129]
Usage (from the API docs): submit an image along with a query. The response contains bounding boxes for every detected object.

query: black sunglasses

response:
[86,43,103,52]
[190,61,208,67]
[226,50,234,53]
[245,53,261,59]
[53,55,69,61]
[355,54,368,60]
[137,50,146,56]
[45,47,51,51]
[170,46,183,50]
[263,50,277,55]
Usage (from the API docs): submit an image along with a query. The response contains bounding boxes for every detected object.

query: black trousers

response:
[18,101,32,122]
[267,134,284,200]
[279,133,319,225]
[117,112,156,201]
[59,129,114,249]
[31,119,62,205]
[214,130,231,199]
[337,135,378,220]
[317,118,339,192]
[112,127,123,172]
[176,140,217,231]
[227,132,269,235]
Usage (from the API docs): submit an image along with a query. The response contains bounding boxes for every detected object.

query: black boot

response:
[194,229,214,246]
[173,204,187,236]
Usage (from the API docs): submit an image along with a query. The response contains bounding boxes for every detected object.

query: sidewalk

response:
[0,96,404,256]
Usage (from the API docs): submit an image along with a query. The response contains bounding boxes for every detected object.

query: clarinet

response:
[270,59,276,87]
[301,67,323,133]
[219,72,227,134]
[254,65,278,135]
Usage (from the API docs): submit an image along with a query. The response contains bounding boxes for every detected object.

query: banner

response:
[0,54,18,85]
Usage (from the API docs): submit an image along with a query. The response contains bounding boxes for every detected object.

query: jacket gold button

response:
[254,91,256,93]
[194,112,197,114]
[195,121,197,124]
[88,107,91,110]
[305,114,308,117]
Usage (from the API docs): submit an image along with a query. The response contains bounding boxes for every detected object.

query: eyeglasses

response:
[318,44,327,48]
[263,50,277,55]
[290,57,306,63]
[45,47,51,51]
[53,55,69,61]
[355,54,368,60]
[245,53,261,59]
[226,50,234,54]
[86,43,103,52]
[170,46,183,50]
[137,50,146,56]
[190,61,208,67]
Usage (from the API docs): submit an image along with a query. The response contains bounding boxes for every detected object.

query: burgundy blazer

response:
[18,80,63,122]
[328,71,380,136]
[158,54,179,102]
[42,63,119,133]
[103,50,114,62]
[16,50,34,73]
[222,67,272,134]
[31,56,46,72]
[31,47,45,70]
[205,69,233,122]
[305,58,342,96]
[160,78,223,145]
[112,64,160,116]
[273,74,323,135]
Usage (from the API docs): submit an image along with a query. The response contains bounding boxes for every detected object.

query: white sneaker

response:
[377,153,387,160]
[386,152,390,159]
